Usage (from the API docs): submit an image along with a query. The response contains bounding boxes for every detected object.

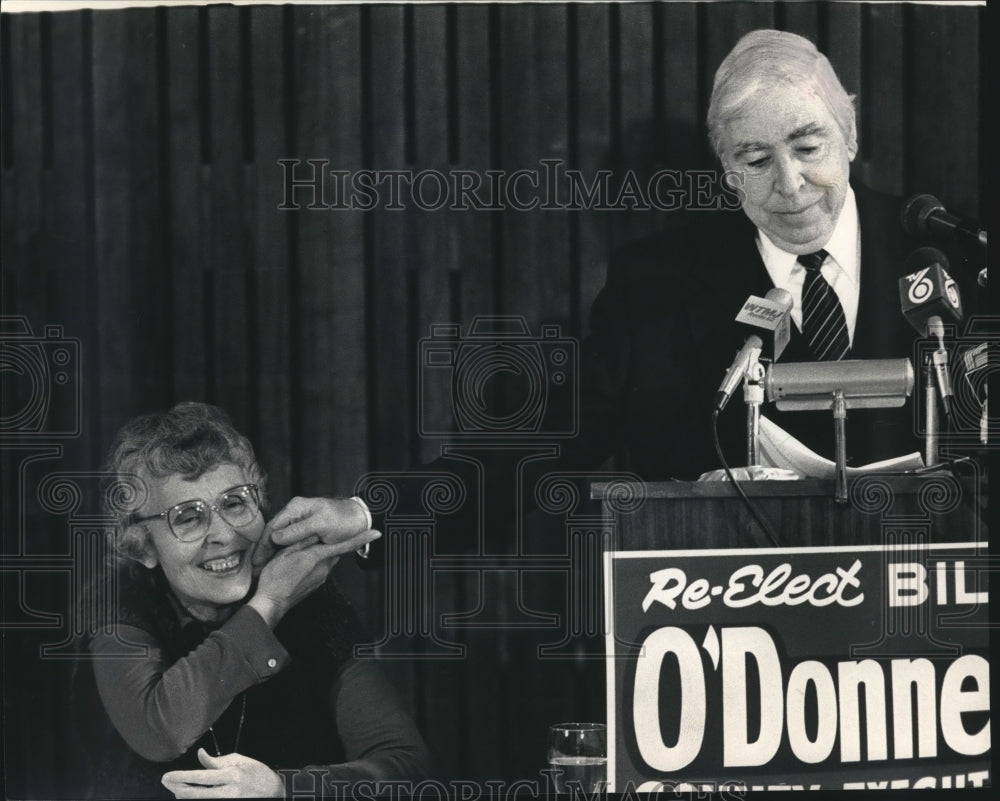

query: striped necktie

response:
[798,249,850,361]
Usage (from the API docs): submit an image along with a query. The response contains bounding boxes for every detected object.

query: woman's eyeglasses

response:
[131,484,261,542]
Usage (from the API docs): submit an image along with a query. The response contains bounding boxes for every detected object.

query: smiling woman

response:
[128,467,264,621]
[80,402,431,799]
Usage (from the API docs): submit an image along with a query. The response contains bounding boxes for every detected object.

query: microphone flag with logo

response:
[898,247,963,415]
[898,247,963,335]
[713,288,793,412]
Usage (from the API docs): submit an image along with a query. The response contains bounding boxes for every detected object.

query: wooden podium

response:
[591,473,987,550]
[596,473,991,791]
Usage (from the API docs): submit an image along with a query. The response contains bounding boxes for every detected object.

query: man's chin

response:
[765,223,833,255]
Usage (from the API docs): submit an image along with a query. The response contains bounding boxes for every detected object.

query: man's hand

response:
[162,748,285,798]
[252,496,377,571]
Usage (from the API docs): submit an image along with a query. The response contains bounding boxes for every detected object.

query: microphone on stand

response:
[963,342,991,445]
[713,288,793,412]
[898,247,963,416]
[929,321,955,417]
[902,194,988,249]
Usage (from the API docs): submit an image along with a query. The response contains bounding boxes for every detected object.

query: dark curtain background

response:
[1,1,985,796]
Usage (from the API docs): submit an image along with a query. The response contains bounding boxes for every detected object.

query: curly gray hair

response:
[103,402,267,561]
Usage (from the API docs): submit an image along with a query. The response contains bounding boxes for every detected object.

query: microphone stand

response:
[833,390,848,505]
[743,356,766,466]
[981,388,989,445]
[924,355,940,467]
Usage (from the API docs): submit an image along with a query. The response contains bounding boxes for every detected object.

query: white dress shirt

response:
[756,186,861,345]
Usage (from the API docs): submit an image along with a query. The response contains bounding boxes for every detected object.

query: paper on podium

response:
[758,416,924,479]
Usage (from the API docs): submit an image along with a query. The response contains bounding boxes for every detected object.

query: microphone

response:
[929,325,955,416]
[898,247,963,415]
[901,194,988,249]
[899,247,963,334]
[963,342,990,444]
[713,288,793,412]
[963,341,990,394]
[766,358,915,411]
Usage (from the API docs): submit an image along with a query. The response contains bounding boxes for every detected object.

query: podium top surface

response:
[590,474,984,501]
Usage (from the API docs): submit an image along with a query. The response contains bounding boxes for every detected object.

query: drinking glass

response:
[547,722,607,793]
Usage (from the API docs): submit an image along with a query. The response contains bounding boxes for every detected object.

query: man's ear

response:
[846,119,859,162]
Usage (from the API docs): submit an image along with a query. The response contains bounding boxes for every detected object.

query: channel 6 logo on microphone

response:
[418,316,578,437]
[904,264,961,313]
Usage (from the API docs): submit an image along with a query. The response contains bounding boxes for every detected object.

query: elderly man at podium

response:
[580,28,982,482]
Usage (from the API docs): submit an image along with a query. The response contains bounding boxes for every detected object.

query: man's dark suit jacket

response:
[578,182,978,481]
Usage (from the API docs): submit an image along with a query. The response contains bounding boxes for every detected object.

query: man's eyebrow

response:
[730,123,827,157]
[787,123,826,141]
[732,141,769,157]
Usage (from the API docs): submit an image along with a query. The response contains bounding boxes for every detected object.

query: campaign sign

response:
[604,542,990,792]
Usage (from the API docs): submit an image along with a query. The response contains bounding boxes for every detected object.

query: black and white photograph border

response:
[1,1,994,798]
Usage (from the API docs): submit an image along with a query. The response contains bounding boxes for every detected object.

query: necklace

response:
[207,693,247,756]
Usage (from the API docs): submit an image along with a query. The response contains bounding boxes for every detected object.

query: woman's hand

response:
[252,497,378,572]
[161,748,284,798]
[247,535,342,627]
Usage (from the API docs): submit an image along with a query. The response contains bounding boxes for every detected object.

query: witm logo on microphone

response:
[739,300,786,324]
[734,290,792,353]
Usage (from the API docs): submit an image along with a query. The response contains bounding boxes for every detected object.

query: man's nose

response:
[773,153,804,196]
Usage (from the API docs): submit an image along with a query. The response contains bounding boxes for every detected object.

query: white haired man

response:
[581,28,979,479]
